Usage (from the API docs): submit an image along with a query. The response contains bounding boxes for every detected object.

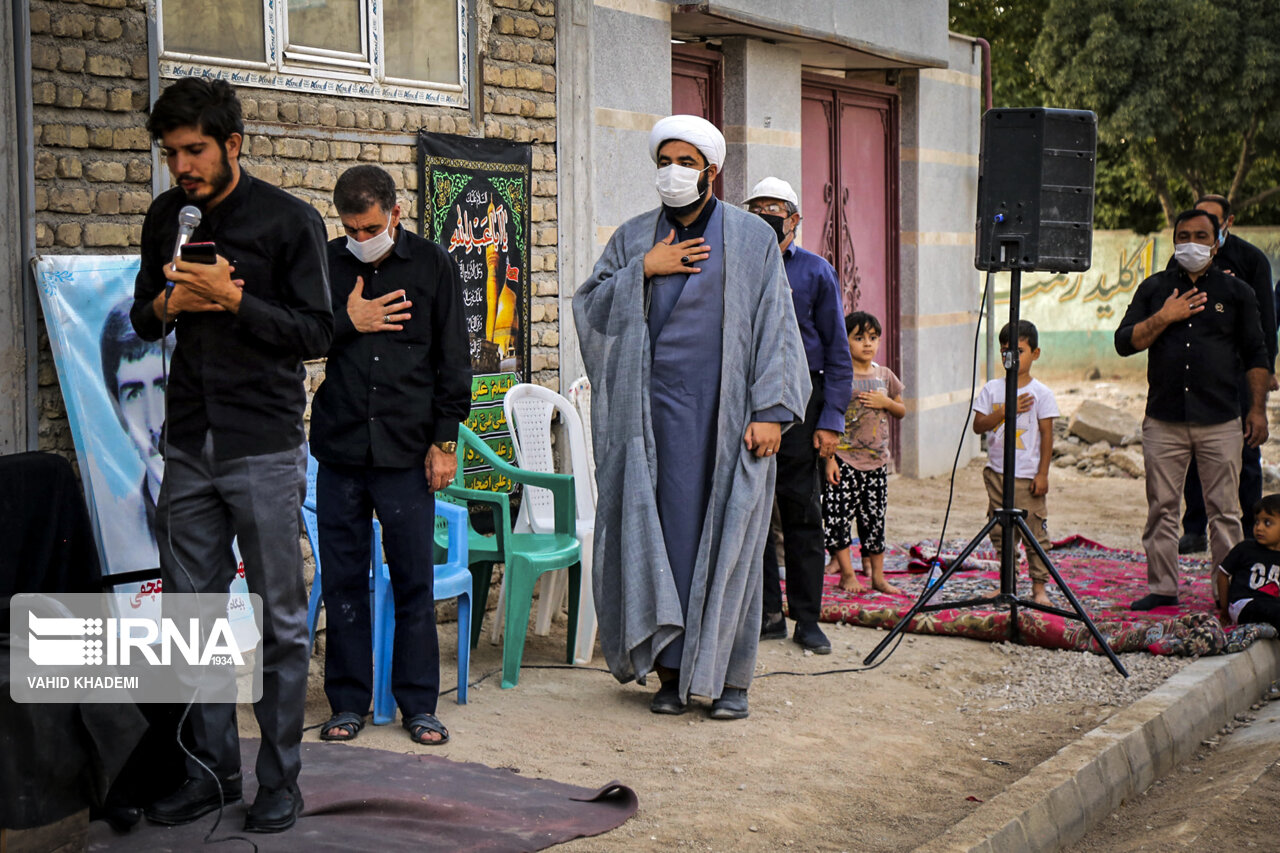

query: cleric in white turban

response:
[573,115,809,721]
[647,114,726,171]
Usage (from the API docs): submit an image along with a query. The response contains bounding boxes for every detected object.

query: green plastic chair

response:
[439,424,581,688]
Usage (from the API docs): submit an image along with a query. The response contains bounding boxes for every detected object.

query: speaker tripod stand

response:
[863,267,1128,677]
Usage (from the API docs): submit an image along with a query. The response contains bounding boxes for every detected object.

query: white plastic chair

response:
[567,376,595,487]
[492,383,598,664]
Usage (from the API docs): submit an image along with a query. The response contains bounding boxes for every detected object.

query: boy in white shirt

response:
[972,320,1060,606]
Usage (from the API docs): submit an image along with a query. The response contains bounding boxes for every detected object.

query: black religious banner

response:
[418,132,532,491]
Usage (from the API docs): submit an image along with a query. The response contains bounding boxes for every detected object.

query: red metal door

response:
[802,79,900,460]
[671,44,723,198]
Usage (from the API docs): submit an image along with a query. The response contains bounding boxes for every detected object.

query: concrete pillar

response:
[896,34,984,476]
[719,38,802,207]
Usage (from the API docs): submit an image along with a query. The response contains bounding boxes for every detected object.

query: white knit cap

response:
[744,176,798,207]
[648,114,726,170]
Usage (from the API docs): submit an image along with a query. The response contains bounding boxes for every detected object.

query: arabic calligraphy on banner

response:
[996,231,1156,323]
[420,132,532,492]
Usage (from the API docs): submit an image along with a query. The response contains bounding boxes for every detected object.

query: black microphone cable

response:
[160,277,259,852]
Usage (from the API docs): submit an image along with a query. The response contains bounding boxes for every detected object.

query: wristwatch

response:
[433,440,458,453]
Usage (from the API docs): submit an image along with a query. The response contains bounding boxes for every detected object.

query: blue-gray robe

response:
[573,202,810,701]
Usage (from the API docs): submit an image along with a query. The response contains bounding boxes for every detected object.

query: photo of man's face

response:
[100,299,171,500]
[114,350,166,493]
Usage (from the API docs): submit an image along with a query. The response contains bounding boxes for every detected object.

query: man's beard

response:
[182,146,234,203]
[663,171,711,219]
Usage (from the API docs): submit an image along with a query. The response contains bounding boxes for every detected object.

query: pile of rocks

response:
[1052,399,1145,479]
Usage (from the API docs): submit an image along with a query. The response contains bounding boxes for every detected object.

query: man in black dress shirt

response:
[1115,208,1270,610]
[1176,194,1277,553]
[131,78,332,832]
[309,165,470,747]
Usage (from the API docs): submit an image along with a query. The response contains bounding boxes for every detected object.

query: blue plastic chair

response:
[302,454,378,654]
[371,499,471,722]
[301,455,473,726]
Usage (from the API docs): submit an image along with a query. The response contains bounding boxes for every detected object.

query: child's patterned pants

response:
[821,457,887,555]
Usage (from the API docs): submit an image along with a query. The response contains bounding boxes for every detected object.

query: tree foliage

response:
[952,0,1280,230]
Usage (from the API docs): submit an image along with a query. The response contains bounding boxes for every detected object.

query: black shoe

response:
[792,621,832,654]
[649,680,687,715]
[95,805,142,833]
[1130,593,1179,611]
[1177,533,1208,554]
[145,774,242,826]
[244,783,303,833]
[709,687,749,720]
[760,611,787,640]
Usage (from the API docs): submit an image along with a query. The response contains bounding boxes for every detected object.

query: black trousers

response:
[1239,597,1280,632]
[318,462,439,718]
[1184,380,1262,536]
[762,378,826,625]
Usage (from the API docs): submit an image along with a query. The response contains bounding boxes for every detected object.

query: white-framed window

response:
[156,0,469,107]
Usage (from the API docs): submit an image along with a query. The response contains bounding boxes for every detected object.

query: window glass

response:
[162,0,264,62]
[384,0,459,84]
[288,0,363,56]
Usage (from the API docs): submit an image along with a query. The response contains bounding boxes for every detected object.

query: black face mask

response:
[758,213,789,244]
[663,171,712,220]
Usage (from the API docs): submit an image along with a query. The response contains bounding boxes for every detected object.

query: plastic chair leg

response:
[500,563,539,689]
[468,561,495,649]
[371,547,395,725]
[565,563,580,665]
[455,590,470,705]
[572,534,597,665]
[534,570,566,636]
[306,562,323,652]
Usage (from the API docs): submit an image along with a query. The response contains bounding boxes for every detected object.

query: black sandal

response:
[403,712,449,745]
[319,711,365,741]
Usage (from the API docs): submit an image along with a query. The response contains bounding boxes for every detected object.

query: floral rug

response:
[807,535,1277,657]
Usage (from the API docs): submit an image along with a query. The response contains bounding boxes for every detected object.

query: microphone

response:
[170,205,202,271]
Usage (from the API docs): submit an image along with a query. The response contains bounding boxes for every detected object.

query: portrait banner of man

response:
[418,131,531,490]
[34,254,257,646]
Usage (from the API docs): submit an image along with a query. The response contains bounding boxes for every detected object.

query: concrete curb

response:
[919,641,1280,853]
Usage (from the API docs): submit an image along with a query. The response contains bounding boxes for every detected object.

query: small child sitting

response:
[971,320,1059,607]
[1216,494,1280,631]
[822,312,905,595]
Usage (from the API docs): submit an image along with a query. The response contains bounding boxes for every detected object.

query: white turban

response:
[648,115,726,171]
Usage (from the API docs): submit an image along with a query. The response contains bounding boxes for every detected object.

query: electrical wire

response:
[160,286,259,852]
[856,269,994,670]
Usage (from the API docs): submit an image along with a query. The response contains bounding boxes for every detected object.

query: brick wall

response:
[30,0,560,465]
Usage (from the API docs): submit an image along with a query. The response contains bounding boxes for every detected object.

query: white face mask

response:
[1173,241,1212,274]
[346,218,395,264]
[655,164,706,208]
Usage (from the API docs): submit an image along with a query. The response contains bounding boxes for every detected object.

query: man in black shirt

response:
[309,165,470,747]
[1176,195,1277,553]
[131,79,332,832]
[1115,208,1269,610]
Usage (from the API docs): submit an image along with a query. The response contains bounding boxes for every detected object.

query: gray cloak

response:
[573,203,811,700]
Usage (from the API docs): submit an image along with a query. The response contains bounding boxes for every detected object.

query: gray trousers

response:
[156,433,309,790]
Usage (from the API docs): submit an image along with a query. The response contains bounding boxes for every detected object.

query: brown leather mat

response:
[88,738,638,851]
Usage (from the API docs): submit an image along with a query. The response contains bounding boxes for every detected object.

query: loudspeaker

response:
[974,108,1096,272]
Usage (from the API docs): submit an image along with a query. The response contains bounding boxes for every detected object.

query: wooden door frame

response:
[802,73,902,464]
[671,42,724,198]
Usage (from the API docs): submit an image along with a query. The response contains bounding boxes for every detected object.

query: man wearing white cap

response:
[745,178,852,654]
[574,115,810,720]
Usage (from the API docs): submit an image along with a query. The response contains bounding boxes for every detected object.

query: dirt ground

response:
[248,376,1276,851]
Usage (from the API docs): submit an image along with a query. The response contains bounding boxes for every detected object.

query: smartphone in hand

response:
[179,241,218,264]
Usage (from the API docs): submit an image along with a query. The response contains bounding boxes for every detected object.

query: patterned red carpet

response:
[810,536,1277,657]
